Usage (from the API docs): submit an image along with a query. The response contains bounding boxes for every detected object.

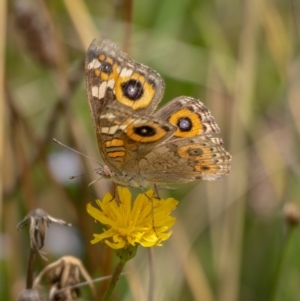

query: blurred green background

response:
[1,0,300,300]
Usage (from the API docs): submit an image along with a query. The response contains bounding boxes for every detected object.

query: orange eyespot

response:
[125,120,169,142]
[169,108,204,137]
[115,73,155,110]
[94,56,119,81]
[177,145,212,160]
[194,163,218,173]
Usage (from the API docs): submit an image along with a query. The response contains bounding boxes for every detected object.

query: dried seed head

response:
[33,256,95,300]
[17,208,71,260]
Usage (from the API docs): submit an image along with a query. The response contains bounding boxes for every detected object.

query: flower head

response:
[17,208,71,260]
[87,187,178,249]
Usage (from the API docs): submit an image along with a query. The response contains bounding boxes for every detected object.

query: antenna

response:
[53,138,112,185]
[69,168,102,180]
[53,138,103,167]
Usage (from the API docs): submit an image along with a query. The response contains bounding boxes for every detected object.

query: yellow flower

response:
[87,186,178,249]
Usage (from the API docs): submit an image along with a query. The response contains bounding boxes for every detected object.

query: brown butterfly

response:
[85,39,231,187]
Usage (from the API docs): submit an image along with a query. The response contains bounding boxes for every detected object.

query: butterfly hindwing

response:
[139,136,231,182]
[154,96,220,139]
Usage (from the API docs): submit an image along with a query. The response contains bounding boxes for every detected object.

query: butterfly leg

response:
[112,183,121,204]
[153,184,161,199]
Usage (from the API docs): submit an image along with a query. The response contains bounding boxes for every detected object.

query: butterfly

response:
[85,39,231,188]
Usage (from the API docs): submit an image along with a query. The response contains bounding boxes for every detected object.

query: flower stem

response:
[101,260,126,301]
[101,246,137,301]
[26,248,36,289]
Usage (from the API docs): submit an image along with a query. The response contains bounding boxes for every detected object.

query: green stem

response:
[270,226,294,301]
[101,260,126,301]
[101,246,137,301]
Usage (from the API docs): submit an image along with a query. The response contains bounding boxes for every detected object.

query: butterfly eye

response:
[121,79,144,100]
[101,61,113,74]
[177,117,192,132]
[133,125,156,137]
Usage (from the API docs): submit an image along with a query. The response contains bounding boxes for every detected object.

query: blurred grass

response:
[2,0,300,300]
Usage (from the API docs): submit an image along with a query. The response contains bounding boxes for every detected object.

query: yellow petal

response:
[105,239,126,249]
